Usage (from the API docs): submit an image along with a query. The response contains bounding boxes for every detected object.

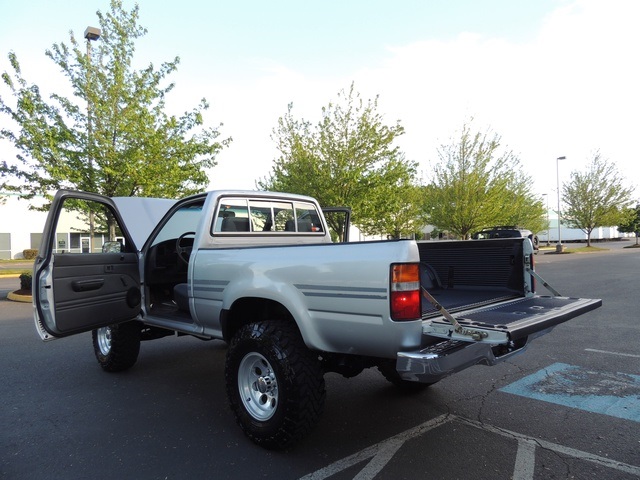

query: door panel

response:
[50,252,140,335]
[34,190,141,339]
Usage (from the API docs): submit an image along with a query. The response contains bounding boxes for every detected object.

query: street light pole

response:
[84,26,100,252]
[556,156,566,253]
[84,26,100,178]
[542,193,549,246]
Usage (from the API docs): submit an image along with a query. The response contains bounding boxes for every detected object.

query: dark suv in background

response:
[472,226,539,252]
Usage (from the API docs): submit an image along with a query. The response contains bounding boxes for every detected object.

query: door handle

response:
[71,279,105,292]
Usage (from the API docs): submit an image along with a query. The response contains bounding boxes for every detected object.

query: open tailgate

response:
[423,295,602,344]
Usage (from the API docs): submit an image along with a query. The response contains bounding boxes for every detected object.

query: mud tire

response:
[92,321,141,372]
[225,320,326,450]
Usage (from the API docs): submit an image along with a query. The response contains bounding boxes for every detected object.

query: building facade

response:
[0,193,49,259]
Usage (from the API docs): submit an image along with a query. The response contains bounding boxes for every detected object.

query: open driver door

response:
[33,190,141,340]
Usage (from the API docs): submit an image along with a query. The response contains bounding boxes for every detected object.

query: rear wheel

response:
[225,320,325,450]
[531,235,540,251]
[92,321,141,372]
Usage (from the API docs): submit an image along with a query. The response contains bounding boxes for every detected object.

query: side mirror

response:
[102,241,122,253]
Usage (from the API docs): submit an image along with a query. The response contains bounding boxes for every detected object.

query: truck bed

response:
[418,238,528,317]
[417,238,601,342]
[421,287,518,317]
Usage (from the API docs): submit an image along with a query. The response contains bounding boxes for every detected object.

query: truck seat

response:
[173,283,190,312]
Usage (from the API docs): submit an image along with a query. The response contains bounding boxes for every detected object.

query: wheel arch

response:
[221,296,300,344]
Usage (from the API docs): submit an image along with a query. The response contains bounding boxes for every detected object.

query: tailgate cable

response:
[525,267,562,297]
[421,287,488,341]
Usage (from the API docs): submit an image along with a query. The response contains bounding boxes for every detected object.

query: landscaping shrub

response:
[23,249,38,260]
[19,272,32,291]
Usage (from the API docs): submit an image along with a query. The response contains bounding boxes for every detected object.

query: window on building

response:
[30,233,43,251]
[0,233,10,260]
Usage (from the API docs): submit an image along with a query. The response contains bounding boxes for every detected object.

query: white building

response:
[537,209,629,243]
[2,192,126,258]
[0,193,50,259]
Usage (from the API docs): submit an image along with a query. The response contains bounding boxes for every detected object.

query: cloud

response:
[202,0,639,197]
[2,0,637,199]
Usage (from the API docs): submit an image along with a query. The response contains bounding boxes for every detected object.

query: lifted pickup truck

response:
[33,189,601,450]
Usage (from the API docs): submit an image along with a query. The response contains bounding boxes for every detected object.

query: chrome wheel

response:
[225,321,326,449]
[238,352,278,421]
[92,322,141,372]
[96,326,112,356]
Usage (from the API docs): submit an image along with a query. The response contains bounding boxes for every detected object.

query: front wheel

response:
[92,321,141,372]
[225,320,326,450]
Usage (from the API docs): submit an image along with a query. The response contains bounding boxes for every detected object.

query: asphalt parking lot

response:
[1,241,639,479]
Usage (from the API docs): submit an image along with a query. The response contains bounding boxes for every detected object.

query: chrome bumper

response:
[395,333,541,384]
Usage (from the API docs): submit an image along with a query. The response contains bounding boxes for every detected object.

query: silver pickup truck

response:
[33,189,601,450]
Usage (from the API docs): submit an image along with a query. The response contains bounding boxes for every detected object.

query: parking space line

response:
[513,439,536,480]
[300,414,640,479]
[458,417,640,477]
[299,414,452,480]
[353,438,404,480]
[585,348,640,359]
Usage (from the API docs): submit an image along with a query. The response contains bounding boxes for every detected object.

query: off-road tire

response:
[92,321,141,372]
[378,360,433,392]
[531,235,540,250]
[225,320,326,450]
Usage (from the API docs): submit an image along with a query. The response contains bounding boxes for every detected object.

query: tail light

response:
[390,263,421,321]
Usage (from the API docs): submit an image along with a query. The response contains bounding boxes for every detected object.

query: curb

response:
[7,291,32,303]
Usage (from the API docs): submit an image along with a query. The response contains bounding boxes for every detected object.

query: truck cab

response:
[33,189,337,341]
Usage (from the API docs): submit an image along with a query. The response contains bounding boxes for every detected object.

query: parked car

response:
[472,226,539,252]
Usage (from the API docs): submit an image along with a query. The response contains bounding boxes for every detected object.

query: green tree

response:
[618,205,640,246]
[258,84,419,240]
[562,152,634,247]
[425,122,544,239]
[0,0,229,205]
[358,181,424,239]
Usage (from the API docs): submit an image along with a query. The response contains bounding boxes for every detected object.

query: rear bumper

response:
[395,331,546,384]
[399,294,602,383]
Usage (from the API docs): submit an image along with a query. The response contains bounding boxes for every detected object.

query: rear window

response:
[212,197,324,234]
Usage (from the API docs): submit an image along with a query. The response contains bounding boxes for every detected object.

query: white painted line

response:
[534,437,640,477]
[353,438,404,480]
[458,416,640,477]
[585,348,640,359]
[513,439,536,480]
[298,414,452,480]
[300,414,640,479]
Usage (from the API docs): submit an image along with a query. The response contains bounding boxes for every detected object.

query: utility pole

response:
[556,156,566,253]
[84,26,101,252]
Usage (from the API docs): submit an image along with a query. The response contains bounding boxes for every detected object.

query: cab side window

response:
[294,202,324,233]
[213,199,250,232]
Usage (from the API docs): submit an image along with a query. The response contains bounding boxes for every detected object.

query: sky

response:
[1,0,638,202]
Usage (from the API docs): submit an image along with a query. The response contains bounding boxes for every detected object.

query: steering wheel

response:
[176,231,196,264]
